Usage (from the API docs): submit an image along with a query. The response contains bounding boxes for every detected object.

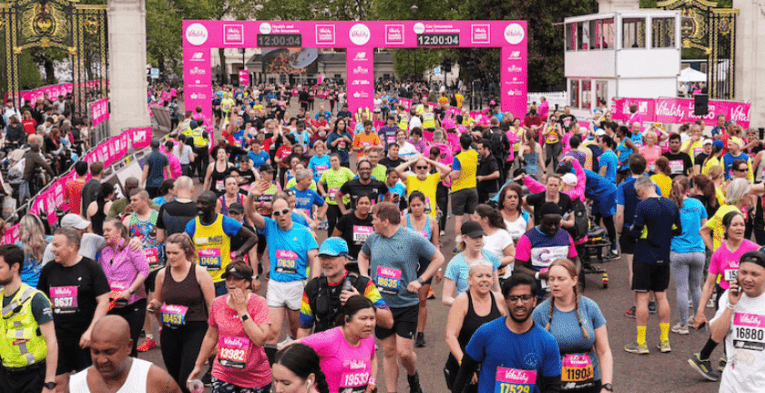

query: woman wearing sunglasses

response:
[531,259,613,393]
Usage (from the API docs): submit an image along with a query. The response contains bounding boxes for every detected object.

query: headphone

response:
[345,315,351,323]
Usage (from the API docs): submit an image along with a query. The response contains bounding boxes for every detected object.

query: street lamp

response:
[411,4,418,82]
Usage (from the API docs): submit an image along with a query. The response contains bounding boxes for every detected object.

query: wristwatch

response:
[417,277,425,285]
[240,314,250,322]
[44,382,57,390]
[129,288,135,295]
[602,383,613,392]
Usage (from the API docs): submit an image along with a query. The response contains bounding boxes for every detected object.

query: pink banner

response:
[128,127,152,149]
[14,80,106,106]
[613,97,752,128]
[183,20,528,124]
[92,98,109,127]
[238,69,249,87]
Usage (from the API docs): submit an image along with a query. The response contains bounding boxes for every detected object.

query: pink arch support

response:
[183,20,527,131]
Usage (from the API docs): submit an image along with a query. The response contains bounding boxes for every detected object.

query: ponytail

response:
[669,176,688,209]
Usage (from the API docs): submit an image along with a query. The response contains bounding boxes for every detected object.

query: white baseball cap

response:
[61,214,90,230]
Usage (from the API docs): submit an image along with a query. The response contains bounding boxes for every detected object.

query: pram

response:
[580,224,612,289]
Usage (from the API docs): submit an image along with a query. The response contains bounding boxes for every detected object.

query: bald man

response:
[69,315,181,393]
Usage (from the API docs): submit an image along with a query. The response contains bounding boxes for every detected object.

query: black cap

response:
[221,263,253,280]
[740,251,765,270]
[228,202,245,215]
[259,163,276,173]
[540,202,563,216]
[461,221,485,238]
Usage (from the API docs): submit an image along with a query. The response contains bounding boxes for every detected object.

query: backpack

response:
[488,128,508,162]
[566,198,590,241]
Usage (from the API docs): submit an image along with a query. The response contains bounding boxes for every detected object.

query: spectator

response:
[142,138,171,198]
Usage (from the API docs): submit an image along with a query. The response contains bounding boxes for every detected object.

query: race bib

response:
[50,286,78,311]
[199,248,222,270]
[561,354,595,389]
[275,249,299,274]
[315,165,328,176]
[340,359,370,393]
[352,225,373,245]
[319,130,326,137]
[338,141,347,149]
[361,141,372,147]
[215,180,225,192]
[387,136,396,144]
[161,304,188,327]
[733,313,765,351]
[144,247,162,271]
[724,269,738,283]
[376,266,401,295]
[669,160,683,174]
[494,367,536,393]
[217,335,250,369]
[424,197,432,214]
[329,188,338,200]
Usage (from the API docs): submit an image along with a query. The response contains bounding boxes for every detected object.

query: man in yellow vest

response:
[0,244,59,393]
[354,107,371,124]
[420,104,438,131]
[449,133,479,253]
[189,120,210,182]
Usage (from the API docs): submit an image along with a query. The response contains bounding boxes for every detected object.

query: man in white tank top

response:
[69,315,181,393]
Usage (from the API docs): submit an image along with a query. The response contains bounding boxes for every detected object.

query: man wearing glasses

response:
[336,158,389,215]
[246,183,320,363]
[452,274,562,393]
[394,154,452,219]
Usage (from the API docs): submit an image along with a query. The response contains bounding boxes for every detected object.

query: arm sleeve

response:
[452,157,461,171]
[616,184,625,206]
[31,292,53,325]
[312,190,325,206]
[571,159,586,202]
[630,203,646,238]
[523,177,545,194]
[515,236,532,262]
[221,216,244,237]
[300,329,334,356]
[131,248,150,278]
[156,205,166,229]
[567,234,578,258]
[185,220,196,238]
[444,258,461,282]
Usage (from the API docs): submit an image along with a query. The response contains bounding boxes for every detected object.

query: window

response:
[652,17,675,48]
[577,23,584,50]
[570,79,580,109]
[590,21,599,49]
[566,23,575,51]
[596,81,608,107]
[622,18,646,48]
[603,18,616,49]
[582,80,592,110]
[582,22,591,50]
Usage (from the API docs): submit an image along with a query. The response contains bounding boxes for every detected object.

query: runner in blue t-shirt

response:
[290,169,327,220]
[247,140,271,170]
[598,135,618,185]
[453,274,562,393]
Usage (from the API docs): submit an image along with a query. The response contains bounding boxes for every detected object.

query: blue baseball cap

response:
[713,140,725,149]
[318,237,349,257]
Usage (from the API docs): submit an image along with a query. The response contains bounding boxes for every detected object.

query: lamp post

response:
[411,4,418,82]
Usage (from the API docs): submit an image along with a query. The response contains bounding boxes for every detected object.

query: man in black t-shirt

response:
[558,105,578,129]
[332,197,375,260]
[661,134,694,178]
[37,228,110,389]
[524,174,575,229]
[379,143,406,170]
[336,158,389,215]
[156,176,198,243]
[237,155,258,186]
[476,139,500,203]
[80,161,104,217]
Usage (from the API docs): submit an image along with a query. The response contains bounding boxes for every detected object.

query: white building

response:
[563,10,681,116]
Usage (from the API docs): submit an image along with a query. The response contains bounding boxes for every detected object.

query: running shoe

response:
[657,340,671,353]
[415,332,426,348]
[719,358,727,373]
[427,287,435,299]
[671,323,689,335]
[648,301,658,314]
[625,306,636,318]
[688,354,720,381]
[137,338,157,352]
[407,371,424,393]
[624,341,649,354]
[277,336,294,350]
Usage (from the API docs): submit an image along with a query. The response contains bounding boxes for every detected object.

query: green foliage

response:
[17,51,44,90]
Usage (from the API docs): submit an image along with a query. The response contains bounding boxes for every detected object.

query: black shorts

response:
[0,361,45,393]
[619,231,637,255]
[631,261,671,292]
[416,259,433,285]
[257,232,268,255]
[57,340,92,375]
[375,305,418,340]
[451,188,479,216]
[145,269,160,293]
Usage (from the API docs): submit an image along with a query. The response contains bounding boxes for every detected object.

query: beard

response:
[509,307,532,323]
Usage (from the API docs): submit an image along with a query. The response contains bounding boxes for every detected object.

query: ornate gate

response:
[0,0,107,116]
[658,0,738,99]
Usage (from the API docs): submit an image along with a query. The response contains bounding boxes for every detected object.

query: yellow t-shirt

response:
[455,94,464,108]
[452,150,478,192]
[650,173,672,199]
[192,215,233,283]
[511,127,525,153]
[702,156,721,176]
[681,140,705,165]
[705,204,740,251]
[405,173,441,217]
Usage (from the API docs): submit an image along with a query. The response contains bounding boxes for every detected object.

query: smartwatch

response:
[129,288,135,295]
[240,314,250,322]
[602,383,613,392]
[417,277,425,285]
[44,382,57,390]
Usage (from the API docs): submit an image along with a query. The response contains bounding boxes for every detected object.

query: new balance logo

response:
[354,52,367,61]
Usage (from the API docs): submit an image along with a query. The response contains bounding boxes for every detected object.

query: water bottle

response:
[188,379,204,393]
[342,277,352,292]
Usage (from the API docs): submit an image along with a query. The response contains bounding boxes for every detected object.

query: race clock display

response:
[257,34,302,48]
[417,33,460,47]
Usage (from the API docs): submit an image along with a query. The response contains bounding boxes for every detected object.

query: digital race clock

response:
[257,34,302,47]
[416,33,460,47]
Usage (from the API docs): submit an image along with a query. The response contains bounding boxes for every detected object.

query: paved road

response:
[138,99,724,393]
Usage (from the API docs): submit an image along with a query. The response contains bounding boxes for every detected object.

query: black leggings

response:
[108,298,147,358]
[436,183,449,232]
[545,142,562,173]
[326,203,343,236]
[161,321,208,393]
[600,214,617,250]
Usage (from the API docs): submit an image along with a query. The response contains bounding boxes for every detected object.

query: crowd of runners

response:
[2,81,764,393]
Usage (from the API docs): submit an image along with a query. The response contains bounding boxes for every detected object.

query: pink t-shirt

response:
[301,327,375,393]
[639,145,662,172]
[164,151,182,178]
[209,294,271,389]
[709,239,760,289]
